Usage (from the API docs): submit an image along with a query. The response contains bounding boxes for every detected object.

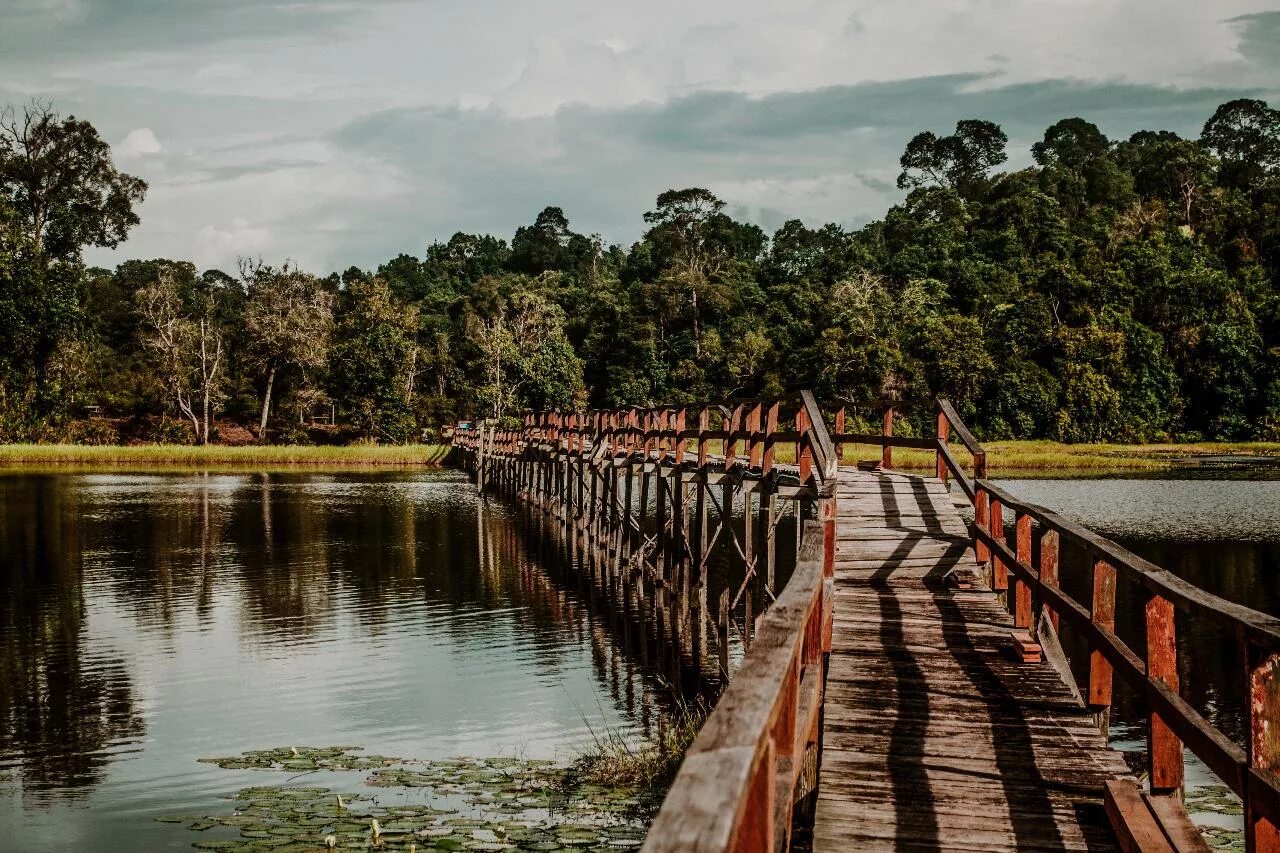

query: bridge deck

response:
[813,467,1132,852]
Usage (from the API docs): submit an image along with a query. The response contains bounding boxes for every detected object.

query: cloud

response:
[117,127,162,159]
[1,0,1269,274]
[93,73,1258,274]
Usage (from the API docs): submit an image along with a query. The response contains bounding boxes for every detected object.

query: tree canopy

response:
[4,98,1280,444]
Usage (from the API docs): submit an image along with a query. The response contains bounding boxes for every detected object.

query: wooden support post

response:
[989,496,1007,593]
[1039,529,1060,632]
[881,406,894,470]
[834,407,846,467]
[762,403,779,475]
[763,488,778,599]
[747,404,763,469]
[1015,512,1032,629]
[1247,646,1280,853]
[1145,591,1183,796]
[1089,558,1118,734]
[974,486,990,566]
[718,586,730,677]
[936,409,950,483]
[697,408,709,468]
[796,406,812,485]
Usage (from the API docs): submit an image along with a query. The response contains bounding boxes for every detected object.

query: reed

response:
[572,700,706,793]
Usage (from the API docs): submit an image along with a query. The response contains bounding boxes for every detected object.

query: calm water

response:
[0,471,669,851]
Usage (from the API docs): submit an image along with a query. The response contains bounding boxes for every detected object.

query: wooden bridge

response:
[450,395,1280,852]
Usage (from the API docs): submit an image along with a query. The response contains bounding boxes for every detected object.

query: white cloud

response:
[117,127,162,158]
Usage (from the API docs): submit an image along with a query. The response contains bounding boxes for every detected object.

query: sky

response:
[3,0,1280,274]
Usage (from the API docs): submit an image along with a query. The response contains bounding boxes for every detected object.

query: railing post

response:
[697,408,709,467]
[833,406,846,468]
[1089,558,1117,734]
[726,404,743,469]
[1246,644,1280,853]
[762,403,779,475]
[936,409,950,483]
[1015,512,1032,629]
[747,403,763,469]
[1039,529,1060,633]
[674,408,687,465]
[1145,591,1183,796]
[796,405,812,485]
[974,485,990,567]
[989,495,1007,593]
[881,406,894,470]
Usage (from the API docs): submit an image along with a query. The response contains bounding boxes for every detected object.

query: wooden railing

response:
[929,404,1280,851]
[644,518,831,852]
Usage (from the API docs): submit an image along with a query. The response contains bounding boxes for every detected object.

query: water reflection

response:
[0,471,675,851]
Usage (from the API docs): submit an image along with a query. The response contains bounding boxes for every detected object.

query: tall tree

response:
[242,262,336,437]
[135,266,226,444]
[0,101,147,268]
[897,119,1008,199]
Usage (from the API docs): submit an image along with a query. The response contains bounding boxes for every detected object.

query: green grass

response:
[0,443,451,470]
[697,436,1280,473]
[842,439,1280,473]
[573,699,707,793]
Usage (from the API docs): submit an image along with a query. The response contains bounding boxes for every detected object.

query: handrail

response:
[937,391,1280,847]
[644,520,829,851]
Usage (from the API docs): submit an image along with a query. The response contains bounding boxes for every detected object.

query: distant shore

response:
[0,443,451,469]
[877,440,1280,474]
[0,440,1276,475]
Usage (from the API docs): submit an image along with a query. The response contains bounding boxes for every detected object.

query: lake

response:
[0,470,672,851]
[2,467,1276,850]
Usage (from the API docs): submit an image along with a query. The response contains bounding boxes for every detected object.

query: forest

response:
[1,98,1279,444]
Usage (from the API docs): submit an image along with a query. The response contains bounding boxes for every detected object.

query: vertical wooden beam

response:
[796,405,812,485]
[936,409,951,483]
[1145,591,1183,795]
[1089,558,1118,734]
[1039,529,1060,632]
[834,406,846,467]
[762,403,779,476]
[1247,646,1280,853]
[747,404,763,469]
[881,406,894,470]
[974,486,990,566]
[989,496,1007,593]
[1015,512,1032,629]
[718,586,730,677]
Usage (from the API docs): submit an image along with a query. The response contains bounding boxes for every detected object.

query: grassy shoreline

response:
[0,443,451,469]
[0,439,1276,474]
[872,439,1280,473]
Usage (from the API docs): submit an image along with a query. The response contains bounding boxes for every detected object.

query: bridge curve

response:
[450,396,1280,852]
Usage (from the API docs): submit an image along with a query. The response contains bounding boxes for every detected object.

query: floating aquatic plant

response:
[198,746,399,773]
[166,751,653,851]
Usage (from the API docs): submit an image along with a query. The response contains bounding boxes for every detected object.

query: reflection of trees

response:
[229,474,334,639]
[0,476,143,793]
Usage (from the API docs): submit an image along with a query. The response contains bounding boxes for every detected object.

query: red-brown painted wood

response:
[1145,592,1183,794]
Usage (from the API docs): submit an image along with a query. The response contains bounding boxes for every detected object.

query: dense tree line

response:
[2,97,1280,444]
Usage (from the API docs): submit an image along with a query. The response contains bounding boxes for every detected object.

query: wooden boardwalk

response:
[813,467,1132,851]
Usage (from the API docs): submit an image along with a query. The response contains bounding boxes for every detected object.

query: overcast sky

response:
[3,0,1279,273]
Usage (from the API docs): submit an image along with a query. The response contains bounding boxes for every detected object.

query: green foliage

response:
[5,99,1280,445]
